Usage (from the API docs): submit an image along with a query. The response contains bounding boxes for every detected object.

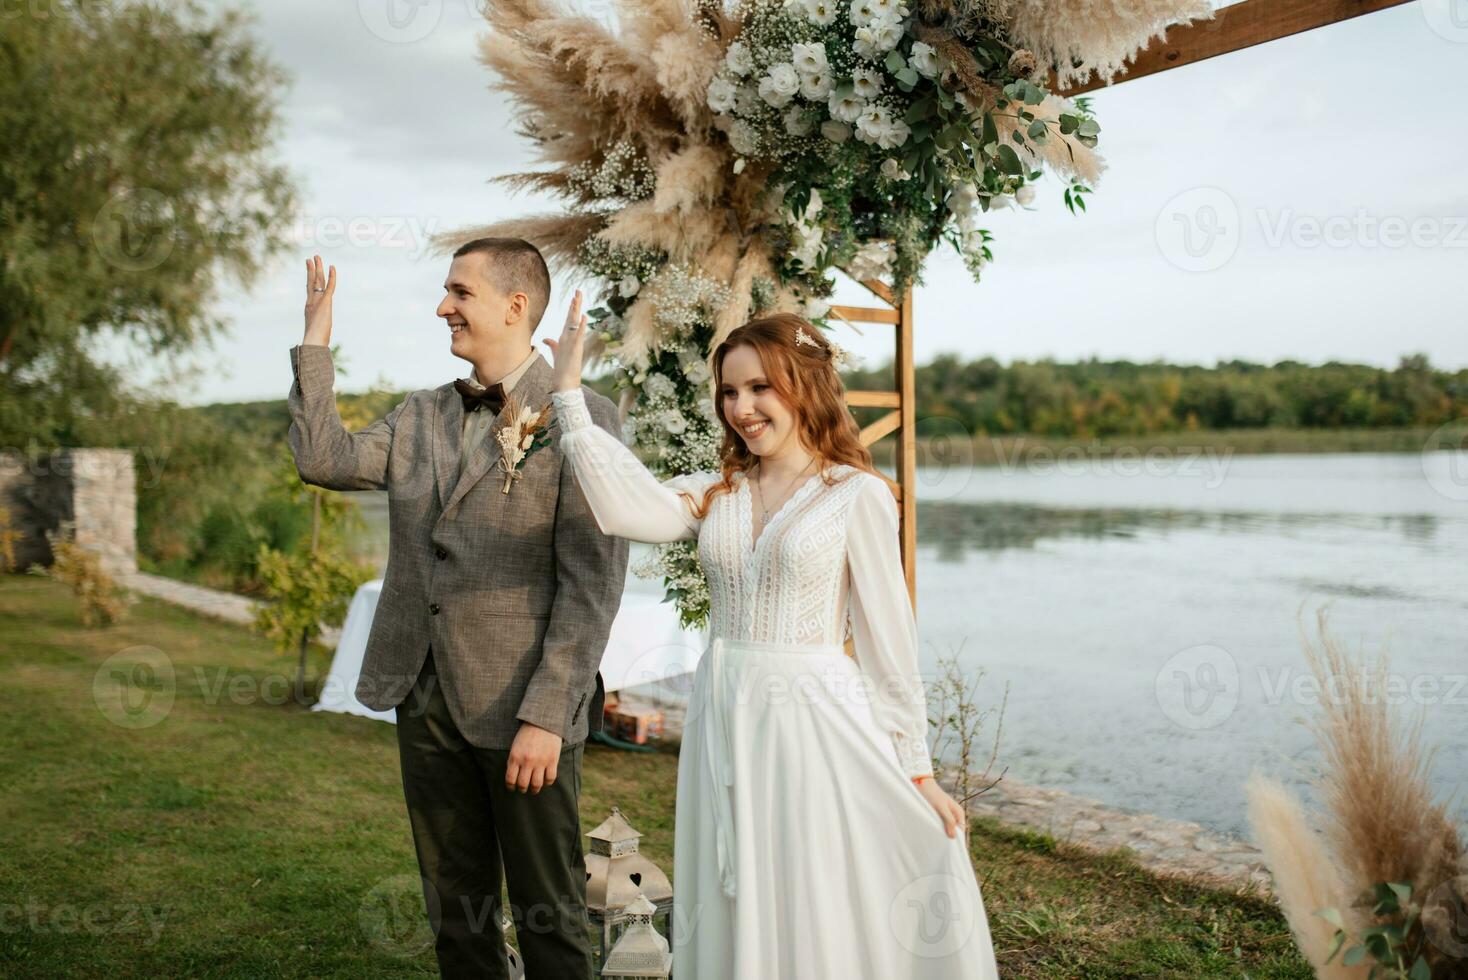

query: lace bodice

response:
[552,388,934,777]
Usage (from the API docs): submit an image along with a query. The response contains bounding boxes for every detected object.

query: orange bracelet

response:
[911,775,933,785]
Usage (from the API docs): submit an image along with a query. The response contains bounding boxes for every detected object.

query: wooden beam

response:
[859,410,902,446]
[845,390,901,408]
[895,285,917,606]
[831,304,900,325]
[858,278,896,306]
[1055,0,1413,96]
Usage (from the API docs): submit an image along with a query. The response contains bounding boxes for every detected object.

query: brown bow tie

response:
[454,378,506,415]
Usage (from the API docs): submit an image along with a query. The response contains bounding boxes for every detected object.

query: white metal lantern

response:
[585,807,675,968]
[599,892,672,978]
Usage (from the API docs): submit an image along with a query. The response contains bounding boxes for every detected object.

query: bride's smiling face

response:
[720,344,800,458]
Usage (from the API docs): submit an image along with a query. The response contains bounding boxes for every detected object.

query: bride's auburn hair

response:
[688,312,881,519]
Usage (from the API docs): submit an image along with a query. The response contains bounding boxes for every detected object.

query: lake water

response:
[908,450,1468,838]
[354,450,1468,838]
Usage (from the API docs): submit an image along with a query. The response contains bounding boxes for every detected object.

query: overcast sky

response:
[134,0,1468,404]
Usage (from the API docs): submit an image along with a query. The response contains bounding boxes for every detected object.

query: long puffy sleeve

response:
[551,387,718,544]
[845,474,935,779]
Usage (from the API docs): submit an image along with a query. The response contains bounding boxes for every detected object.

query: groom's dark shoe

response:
[396,647,595,979]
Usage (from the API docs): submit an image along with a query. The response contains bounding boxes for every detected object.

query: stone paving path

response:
[964,779,1272,891]
[119,571,342,648]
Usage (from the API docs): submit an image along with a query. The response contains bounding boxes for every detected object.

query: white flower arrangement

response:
[474,0,1207,625]
[703,0,1105,297]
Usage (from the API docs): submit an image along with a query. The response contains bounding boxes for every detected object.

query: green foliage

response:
[1319,882,1435,980]
[844,354,1468,439]
[26,522,134,626]
[251,543,374,656]
[0,0,297,446]
[0,507,20,573]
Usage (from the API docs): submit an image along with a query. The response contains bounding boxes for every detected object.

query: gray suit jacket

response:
[286,344,629,747]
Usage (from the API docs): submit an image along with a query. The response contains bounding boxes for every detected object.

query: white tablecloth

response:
[312,579,705,722]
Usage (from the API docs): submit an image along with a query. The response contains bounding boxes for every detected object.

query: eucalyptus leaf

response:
[995,144,1024,175]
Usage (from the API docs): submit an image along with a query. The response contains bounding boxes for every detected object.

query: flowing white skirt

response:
[670,636,999,979]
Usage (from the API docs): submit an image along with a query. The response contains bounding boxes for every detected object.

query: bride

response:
[546,292,999,979]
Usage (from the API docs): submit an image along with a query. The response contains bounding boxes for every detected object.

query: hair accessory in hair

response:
[827,339,854,368]
[794,326,820,349]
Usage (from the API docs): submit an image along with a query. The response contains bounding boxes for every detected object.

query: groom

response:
[287,238,628,978]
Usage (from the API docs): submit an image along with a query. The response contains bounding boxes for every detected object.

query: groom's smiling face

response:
[437,253,531,361]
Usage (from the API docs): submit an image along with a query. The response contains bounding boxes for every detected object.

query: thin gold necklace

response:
[754,458,816,526]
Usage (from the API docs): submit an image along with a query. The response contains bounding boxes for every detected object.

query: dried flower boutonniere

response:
[494,395,557,494]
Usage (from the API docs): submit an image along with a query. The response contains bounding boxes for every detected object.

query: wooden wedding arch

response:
[841,0,1414,603]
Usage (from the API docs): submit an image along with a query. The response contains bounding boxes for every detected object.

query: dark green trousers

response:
[395,647,594,979]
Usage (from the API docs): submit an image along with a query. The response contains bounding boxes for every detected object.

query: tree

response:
[0,0,296,445]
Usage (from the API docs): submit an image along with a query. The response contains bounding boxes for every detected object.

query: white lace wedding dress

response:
[554,388,999,979]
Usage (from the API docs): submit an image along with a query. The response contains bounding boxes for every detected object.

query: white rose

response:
[728,119,759,156]
[725,41,754,76]
[791,233,823,269]
[851,66,884,98]
[847,240,894,280]
[869,0,908,18]
[617,273,641,297]
[801,296,832,319]
[1015,184,1037,206]
[784,105,813,136]
[880,158,910,181]
[707,76,737,114]
[799,70,834,100]
[791,41,828,75]
[869,16,903,53]
[854,103,893,143]
[852,17,902,59]
[878,117,910,149]
[827,90,866,123]
[643,372,676,400]
[680,352,712,385]
[802,0,837,25]
[820,120,852,143]
[848,0,878,25]
[734,83,762,117]
[663,411,689,435]
[758,63,801,108]
[909,41,942,78]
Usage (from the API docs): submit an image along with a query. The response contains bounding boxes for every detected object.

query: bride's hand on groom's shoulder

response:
[303,254,336,347]
[544,289,589,393]
[917,779,969,839]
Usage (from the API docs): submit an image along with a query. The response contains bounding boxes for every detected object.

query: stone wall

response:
[0,449,137,575]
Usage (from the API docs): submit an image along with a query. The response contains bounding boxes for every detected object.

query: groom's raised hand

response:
[302,254,337,347]
[506,721,563,794]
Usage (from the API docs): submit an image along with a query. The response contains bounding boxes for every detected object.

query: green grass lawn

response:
[0,575,1311,978]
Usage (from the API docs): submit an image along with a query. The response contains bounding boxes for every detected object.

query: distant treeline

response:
[841,354,1468,438]
[81,352,1460,590]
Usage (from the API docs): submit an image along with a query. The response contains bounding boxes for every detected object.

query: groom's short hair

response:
[452,237,551,330]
